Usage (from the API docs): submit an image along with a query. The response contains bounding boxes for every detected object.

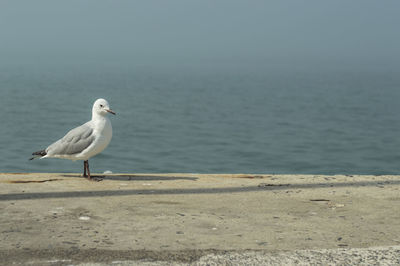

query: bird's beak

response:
[106,109,116,115]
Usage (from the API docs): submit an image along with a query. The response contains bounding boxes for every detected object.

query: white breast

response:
[79,117,112,160]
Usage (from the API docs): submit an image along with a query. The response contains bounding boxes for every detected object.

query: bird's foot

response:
[88,176,104,182]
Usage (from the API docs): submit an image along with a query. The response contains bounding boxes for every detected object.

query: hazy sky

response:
[1,1,399,67]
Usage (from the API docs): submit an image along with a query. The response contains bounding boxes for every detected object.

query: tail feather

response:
[30,150,47,160]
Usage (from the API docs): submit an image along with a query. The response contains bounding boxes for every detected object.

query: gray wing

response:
[47,122,95,155]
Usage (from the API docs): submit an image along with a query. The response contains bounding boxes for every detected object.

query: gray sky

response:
[1,1,399,67]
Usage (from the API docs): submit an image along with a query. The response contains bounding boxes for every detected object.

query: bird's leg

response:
[83,161,88,177]
[86,161,102,182]
[86,160,91,179]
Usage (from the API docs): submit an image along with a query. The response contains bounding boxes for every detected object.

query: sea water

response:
[1,63,400,175]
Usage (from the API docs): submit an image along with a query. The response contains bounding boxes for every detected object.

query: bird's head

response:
[92,98,116,116]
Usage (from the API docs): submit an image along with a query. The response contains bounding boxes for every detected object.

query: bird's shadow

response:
[61,174,198,181]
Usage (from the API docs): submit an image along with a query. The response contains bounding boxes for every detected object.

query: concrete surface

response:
[0,173,399,265]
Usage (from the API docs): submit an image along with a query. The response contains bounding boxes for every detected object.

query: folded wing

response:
[47,123,95,156]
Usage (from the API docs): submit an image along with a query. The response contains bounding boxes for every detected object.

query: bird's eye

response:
[100,104,103,108]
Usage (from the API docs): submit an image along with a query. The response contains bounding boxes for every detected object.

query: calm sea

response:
[1,63,400,175]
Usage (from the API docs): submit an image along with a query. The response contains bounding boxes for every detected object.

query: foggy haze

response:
[1,1,399,68]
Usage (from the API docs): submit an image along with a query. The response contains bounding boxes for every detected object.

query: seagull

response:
[30,98,115,180]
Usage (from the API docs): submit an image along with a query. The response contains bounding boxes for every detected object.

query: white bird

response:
[30,98,116,180]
